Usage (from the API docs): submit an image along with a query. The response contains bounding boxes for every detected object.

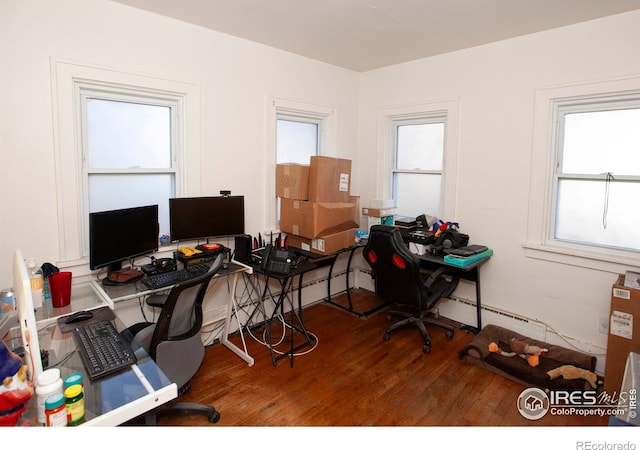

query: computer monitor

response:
[89,204,159,274]
[169,196,245,242]
[13,248,43,382]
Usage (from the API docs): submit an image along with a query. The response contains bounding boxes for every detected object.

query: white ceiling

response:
[111,0,640,72]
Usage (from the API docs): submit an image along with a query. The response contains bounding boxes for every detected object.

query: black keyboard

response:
[141,264,209,290]
[73,320,137,380]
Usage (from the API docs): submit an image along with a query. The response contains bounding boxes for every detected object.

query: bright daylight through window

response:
[553,100,640,253]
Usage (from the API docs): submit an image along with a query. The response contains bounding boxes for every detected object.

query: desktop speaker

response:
[234,234,252,263]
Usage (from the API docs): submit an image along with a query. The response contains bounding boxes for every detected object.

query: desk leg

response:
[459,267,481,335]
[220,272,255,366]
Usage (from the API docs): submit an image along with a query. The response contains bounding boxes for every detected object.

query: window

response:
[81,90,179,239]
[378,99,459,221]
[52,60,200,266]
[553,100,640,252]
[267,97,335,229]
[526,76,640,270]
[392,117,445,218]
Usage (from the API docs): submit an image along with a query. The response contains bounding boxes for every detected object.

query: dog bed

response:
[459,324,598,391]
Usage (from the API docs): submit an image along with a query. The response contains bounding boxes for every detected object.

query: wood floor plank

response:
[156,289,608,428]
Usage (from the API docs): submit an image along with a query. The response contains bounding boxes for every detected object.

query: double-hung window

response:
[81,89,178,238]
[527,77,640,269]
[553,97,640,253]
[267,97,335,229]
[391,115,446,218]
[52,60,199,266]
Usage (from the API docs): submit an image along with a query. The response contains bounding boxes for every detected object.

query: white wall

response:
[0,1,358,291]
[358,10,640,371]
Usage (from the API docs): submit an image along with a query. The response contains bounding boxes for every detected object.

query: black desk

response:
[244,260,319,367]
[416,253,490,334]
[292,241,386,318]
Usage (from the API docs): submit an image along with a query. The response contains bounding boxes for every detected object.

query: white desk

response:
[91,260,257,366]
[5,282,177,427]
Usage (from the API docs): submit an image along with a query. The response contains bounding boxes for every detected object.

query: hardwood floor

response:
[157,289,608,427]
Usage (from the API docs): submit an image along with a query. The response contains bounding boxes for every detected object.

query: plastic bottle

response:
[45,392,67,427]
[35,368,63,424]
[63,372,83,391]
[27,258,44,309]
[65,384,85,425]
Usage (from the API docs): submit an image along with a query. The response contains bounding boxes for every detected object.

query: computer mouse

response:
[64,310,94,324]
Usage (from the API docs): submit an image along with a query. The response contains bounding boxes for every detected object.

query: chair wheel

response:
[383,333,390,342]
[208,410,220,423]
[423,345,431,354]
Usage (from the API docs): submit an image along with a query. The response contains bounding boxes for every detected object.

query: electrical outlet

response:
[598,316,609,334]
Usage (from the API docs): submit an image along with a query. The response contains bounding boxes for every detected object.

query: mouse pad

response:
[57,306,115,333]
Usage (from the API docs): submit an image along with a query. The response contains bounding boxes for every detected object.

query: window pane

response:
[394,173,441,218]
[277,119,318,164]
[396,123,444,170]
[87,98,172,169]
[555,179,640,251]
[88,174,174,237]
[562,108,640,175]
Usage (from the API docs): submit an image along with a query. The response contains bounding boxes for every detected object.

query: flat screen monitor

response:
[13,248,43,382]
[89,204,159,272]
[169,196,245,242]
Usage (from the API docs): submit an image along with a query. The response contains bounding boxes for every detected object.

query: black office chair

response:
[363,225,459,354]
[128,254,223,424]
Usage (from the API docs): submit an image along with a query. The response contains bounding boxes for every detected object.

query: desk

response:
[5,282,177,426]
[416,252,490,335]
[243,260,318,367]
[93,261,256,366]
[292,242,386,318]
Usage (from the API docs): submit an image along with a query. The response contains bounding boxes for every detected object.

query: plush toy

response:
[547,365,599,389]
[0,341,34,426]
[489,338,548,367]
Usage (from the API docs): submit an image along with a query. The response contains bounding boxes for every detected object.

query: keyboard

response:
[141,264,209,290]
[73,320,137,380]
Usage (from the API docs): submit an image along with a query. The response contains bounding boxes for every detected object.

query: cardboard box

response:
[362,207,397,217]
[308,156,351,203]
[280,199,358,239]
[604,275,640,395]
[276,163,309,200]
[286,228,356,255]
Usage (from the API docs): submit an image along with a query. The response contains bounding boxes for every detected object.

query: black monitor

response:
[169,196,245,242]
[89,204,159,272]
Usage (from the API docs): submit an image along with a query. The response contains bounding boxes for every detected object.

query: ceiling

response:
[111,0,640,72]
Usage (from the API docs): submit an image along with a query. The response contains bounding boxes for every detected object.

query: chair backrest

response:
[150,254,223,389]
[363,225,424,309]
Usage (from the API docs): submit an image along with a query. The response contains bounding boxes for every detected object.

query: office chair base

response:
[144,401,221,425]
[384,311,454,354]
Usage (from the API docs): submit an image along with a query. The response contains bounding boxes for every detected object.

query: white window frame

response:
[526,75,640,272]
[51,59,200,269]
[377,99,460,220]
[266,96,336,230]
[391,114,447,217]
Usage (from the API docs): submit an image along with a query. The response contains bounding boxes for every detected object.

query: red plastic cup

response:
[49,272,72,308]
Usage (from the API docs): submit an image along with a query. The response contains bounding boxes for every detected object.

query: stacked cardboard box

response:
[604,275,640,395]
[277,156,359,255]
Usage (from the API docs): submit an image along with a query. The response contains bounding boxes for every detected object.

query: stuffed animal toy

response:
[489,338,548,367]
[0,341,34,426]
[547,365,599,389]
